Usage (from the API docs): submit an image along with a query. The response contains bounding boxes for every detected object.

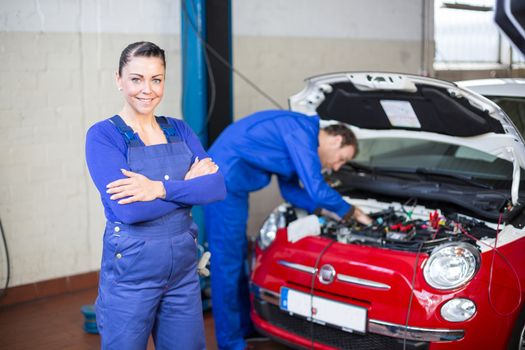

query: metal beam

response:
[181,0,208,146]
[206,0,233,146]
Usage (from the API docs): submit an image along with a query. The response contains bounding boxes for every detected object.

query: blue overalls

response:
[204,110,352,350]
[96,115,205,350]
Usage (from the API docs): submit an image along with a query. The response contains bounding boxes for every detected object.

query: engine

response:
[319,207,496,252]
[270,202,498,253]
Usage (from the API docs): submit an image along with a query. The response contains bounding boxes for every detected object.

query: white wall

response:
[234,0,423,40]
[0,0,432,287]
[234,0,433,232]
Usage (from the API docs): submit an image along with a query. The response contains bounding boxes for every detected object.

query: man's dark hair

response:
[322,123,359,156]
[118,41,166,76]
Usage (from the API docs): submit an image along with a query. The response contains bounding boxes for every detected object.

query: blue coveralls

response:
[96,116,206,350]
[204,110,352,350]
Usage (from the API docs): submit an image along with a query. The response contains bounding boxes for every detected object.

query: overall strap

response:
[108,115,142,147]
[156,116,181,143]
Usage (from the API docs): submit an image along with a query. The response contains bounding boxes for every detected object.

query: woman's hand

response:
[184,157,219,180]
[106,169,166,204]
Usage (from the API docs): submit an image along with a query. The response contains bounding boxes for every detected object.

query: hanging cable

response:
[403,241,424,350]
[181,0,284,118]
[458,213,522,317]
[401,197,417,220]
[0,218,10,299]
[308,240,335,350]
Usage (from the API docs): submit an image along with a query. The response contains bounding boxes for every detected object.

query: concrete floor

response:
[0,287,291,350]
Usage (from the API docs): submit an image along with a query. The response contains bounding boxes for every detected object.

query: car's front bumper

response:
[251,283,463,350]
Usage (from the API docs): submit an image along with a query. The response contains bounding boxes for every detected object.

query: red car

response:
[249,73,525,349]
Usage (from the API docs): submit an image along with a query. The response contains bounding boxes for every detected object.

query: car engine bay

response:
[278,203,498,253]
[325,208,496,252]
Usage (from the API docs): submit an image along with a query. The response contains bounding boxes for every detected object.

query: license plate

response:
[280,287,367,334]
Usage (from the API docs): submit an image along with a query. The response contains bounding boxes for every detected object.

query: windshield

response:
[487,97,525,138]
[352,138,522,189]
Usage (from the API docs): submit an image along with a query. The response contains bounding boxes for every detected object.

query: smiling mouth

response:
[136,97,155,102]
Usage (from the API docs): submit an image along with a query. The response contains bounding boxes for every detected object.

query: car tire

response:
[508,306,525,350]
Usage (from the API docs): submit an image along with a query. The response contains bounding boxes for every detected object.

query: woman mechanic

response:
[85,41,225,350]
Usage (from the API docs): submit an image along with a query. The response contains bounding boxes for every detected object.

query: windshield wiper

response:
[344,161,373,173]
[344,163,494,190]
[413,167,494,190]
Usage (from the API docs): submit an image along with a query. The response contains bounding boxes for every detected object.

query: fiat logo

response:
[318,264,336,284]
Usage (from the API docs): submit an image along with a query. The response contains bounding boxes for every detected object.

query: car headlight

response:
[423,242,480,290]
[258,205,287,250]
[440,298,476,322]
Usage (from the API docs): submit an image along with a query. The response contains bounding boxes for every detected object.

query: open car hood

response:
[289,72,525,204]
[456,78,525,98]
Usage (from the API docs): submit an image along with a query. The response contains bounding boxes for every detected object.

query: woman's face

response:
[116,56,165,117]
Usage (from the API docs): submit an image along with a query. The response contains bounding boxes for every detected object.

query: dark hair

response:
[322,123,359,156]
[118,41,166,76]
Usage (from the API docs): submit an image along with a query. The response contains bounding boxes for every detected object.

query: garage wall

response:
[233,0,433,236]
[0,0,432,287]
[233,0,433,116]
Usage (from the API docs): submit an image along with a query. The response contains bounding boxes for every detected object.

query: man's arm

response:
[277,175,317,213]
[282,128,351,218]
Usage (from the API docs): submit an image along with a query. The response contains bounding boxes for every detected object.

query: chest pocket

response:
[109,115,194,182]
[128,141,193,181]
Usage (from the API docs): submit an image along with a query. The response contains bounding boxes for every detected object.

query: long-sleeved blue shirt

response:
[85,116,226,224]
[208,110,351,218]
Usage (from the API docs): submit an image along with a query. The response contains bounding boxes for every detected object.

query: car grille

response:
[254,298,429,350]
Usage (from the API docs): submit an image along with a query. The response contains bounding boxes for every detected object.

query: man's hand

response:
[185,157,219,180]
[342,206,372,225]
[106,169,165,204]
[314,208,342,221]
[353,207,373,225]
